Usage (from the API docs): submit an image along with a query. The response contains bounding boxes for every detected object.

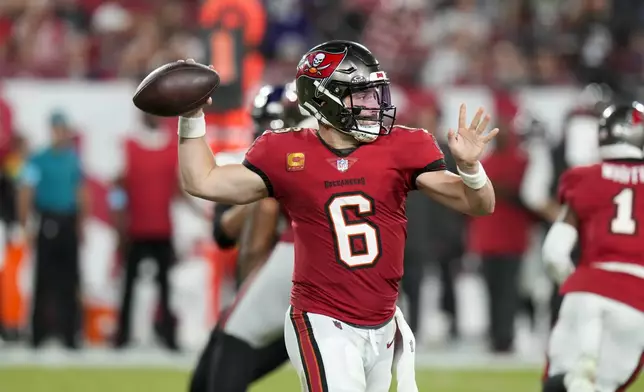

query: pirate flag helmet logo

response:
[296,49,347,80]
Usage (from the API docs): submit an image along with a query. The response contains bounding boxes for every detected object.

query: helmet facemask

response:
[338,84,396,143]
[299,79,396,143]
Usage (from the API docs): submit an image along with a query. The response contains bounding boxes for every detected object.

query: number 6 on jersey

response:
[325,193,382,269]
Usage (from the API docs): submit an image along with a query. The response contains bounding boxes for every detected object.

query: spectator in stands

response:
[531,44,573,85]
[110,112,181,351]
[421,0,491,87]
[1,0,643,87]
[360,0,432,85]
[12,0,90,78]
[562,0,622,89]
[491,40,530,88]
[18,110,87,350]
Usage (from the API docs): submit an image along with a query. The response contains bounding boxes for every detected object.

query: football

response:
[132,61,220,117]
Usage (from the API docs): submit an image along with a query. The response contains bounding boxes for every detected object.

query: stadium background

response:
[1,0,644,390]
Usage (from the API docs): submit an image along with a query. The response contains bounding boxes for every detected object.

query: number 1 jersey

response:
[558,159,644,312]
[243,127,445,325]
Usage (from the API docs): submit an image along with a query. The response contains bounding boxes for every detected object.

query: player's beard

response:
[352,120,380,143]
[351,111,380,143]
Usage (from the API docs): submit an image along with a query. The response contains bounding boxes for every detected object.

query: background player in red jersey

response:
[176,40,497,392]
[542,102,644,392]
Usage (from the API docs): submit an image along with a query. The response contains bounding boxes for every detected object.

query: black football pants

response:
[31,211,81,348]
[481,255,521,352]
[189,323,289,392]
[115,238,175,347]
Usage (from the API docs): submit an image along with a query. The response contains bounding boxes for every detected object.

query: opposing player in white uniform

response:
[189,83,317,392]
[542,102,644,392]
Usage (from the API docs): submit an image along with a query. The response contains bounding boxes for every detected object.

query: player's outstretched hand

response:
[447,104,499,172]
[177,58,213,117]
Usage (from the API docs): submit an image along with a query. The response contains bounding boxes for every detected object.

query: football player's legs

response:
[189,326,219,392]
[224,242,294,347]
[205,243,293,392]
[190,325,289,392]
[284,306,366,392]
[364,320,396,392]
[252,336,289,382]
[594,298,644,392]
[546,293,603,388]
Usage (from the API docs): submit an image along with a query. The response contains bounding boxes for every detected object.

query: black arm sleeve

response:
[212,203,238,249]
[411,158,447,189]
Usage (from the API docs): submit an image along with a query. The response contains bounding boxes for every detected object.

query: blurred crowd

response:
[0,0,639,355]
[1,0,644,90]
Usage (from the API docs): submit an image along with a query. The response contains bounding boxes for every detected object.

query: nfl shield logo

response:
[336,158,349,172]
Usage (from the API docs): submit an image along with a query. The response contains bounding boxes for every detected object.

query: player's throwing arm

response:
[177,108,268,205]
[133,58,270,205]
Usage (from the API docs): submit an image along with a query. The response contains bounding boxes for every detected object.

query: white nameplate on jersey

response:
[369,71,387,82]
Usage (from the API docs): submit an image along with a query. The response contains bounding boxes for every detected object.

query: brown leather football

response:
[132,61,220,117]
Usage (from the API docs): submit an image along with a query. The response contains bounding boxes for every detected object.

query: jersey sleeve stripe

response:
[242,159,274,197]
[289,307,329,392]
[411,158,447,189]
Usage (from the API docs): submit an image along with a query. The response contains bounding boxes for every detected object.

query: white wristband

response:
[457,161,488,190]
[178,115,206,138]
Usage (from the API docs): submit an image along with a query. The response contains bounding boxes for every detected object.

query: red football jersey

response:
[558,160,644,312]
[244,126,445,325]
[124,137,178,238]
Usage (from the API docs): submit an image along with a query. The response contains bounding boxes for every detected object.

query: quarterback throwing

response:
[177,40,497,392]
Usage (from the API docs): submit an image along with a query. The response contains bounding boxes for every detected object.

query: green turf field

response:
[0,367,642,392]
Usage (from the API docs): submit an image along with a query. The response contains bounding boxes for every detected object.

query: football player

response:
[542,102,644,392]
[177,40,497,391]
[189,83,317,392]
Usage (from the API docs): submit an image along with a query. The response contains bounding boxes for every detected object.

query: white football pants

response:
[547,292,644,392]
[284,306,396,392]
